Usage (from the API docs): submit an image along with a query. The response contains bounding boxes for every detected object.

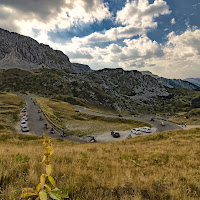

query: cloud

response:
[67,28,200,79]
[148,28,200,78]
[70,0,171,46]
[0,0,112,41]
[67,49,94,59]
[72,25,144,44]
[0,0,66,20]
[116,0,171,28]
[166,28,200,56]
[171,18,176,25]
[0,6,21,32]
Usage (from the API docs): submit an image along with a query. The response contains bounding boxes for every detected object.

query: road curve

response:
[73,105,182,133]
[25,97,87,143]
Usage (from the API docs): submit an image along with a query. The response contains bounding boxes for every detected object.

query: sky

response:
[0,0,200,79]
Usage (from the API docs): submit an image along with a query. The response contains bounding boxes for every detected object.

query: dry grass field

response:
[1,94,200,199]
[36,98,150,134]
[0,128,200,199]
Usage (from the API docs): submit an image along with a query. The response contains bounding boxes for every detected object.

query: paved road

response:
[20,98,181,143]
[94,128,157,143]
[25,97,87,143]
[73,106,182,132]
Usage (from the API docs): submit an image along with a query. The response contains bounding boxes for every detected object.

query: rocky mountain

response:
[0,28,90,73]
[140,71,160,79]
[184,78,200,87]
[71,63,93,73]
[0,68,170,113]
[141,71,199,90]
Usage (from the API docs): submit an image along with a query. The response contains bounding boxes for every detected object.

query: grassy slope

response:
[170,108,200,125]
[36,97,151,134]
[0,129,200,199]
[0,92,23,131]
[1,93,200,199]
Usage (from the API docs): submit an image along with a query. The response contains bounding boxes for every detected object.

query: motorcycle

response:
[50,128,54,134]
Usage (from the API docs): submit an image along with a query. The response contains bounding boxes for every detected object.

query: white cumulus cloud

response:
[116,0,171,28]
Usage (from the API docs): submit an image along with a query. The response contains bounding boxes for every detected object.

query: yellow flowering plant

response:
[20,136,69,200]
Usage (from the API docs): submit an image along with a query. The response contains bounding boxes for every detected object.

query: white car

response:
[140,127,151,133]
[131,128,142,135]
[22,116,28,121]
[21,125,29,132]
[161,122,165,126]
[21,120,27,128]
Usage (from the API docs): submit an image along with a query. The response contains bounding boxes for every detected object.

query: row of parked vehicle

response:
[110,127,152,138]
[131,127,151,135]
[21,107,29,132]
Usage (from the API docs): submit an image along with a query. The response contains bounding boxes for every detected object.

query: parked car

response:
[22,116,28,121]
[150,118,154,121]
[21,120,27,128]
[118,114,123,117]
[131,128,142,135]
[161,122,165,126]
[140,127,151,133]
[21,125,29,132]
[111,131,120,138]
[22,108,26,112]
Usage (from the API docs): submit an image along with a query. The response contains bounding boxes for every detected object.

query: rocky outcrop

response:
[0,28,91,72]
[62,68,169,111]
[71,63,93,73]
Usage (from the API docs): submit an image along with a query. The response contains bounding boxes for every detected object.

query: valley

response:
[0,28,199,200]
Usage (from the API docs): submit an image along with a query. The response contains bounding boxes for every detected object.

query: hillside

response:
[0,68,173,114]
[0,92,200,199]
[0,28,90,73]
[1,124,200,199]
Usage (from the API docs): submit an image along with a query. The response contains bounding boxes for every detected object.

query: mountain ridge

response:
[0,28,90,73]
[141,71,199,90]
[184,78,200,87]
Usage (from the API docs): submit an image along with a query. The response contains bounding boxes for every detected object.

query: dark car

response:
[150,118,155,121]
[111,131,120,138]
[118,114,123,117]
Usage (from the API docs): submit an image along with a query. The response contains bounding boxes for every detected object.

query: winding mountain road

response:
[19,97,182,143]
[24,97,87,143]
[73,105,182,133]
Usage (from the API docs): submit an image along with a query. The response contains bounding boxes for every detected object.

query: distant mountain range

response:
[184,78,200,87]
[141,71,199,90]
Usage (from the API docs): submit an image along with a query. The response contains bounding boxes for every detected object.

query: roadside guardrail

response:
[33,98,86,138]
